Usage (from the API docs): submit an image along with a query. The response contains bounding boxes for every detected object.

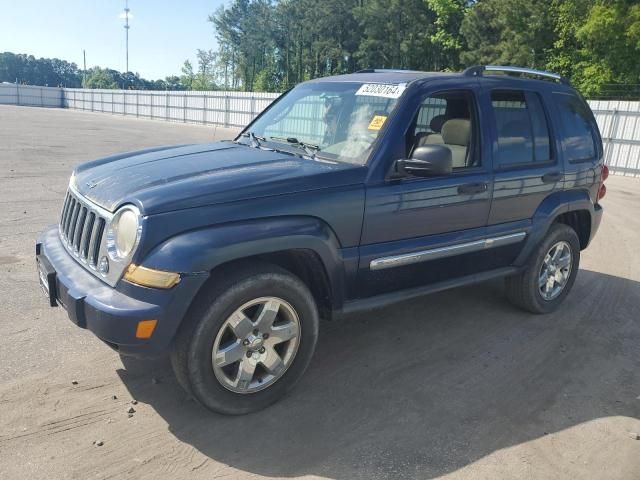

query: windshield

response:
[239,81,405,165]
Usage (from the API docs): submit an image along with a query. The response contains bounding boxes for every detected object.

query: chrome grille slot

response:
[89,217,106,267]
[60,192,71,225]
[73,207,88,251]
[58,187,111,269]
[63,198,75,237]
[61,195,72,234]
[67,201,81,242]
[80,212,96,260]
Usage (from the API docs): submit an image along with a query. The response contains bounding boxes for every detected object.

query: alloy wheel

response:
[212,297,301,393]
[539,240,573,301]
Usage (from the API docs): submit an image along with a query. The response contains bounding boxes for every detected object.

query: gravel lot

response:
[0,104,639,480]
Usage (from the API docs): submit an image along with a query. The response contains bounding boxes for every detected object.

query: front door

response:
[358,88,494,298]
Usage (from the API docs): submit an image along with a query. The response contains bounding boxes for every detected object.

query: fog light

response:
[98,256,109,274]
[136,319,157,339]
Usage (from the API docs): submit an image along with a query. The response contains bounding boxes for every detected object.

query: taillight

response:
[598,164,608,200]
[598,183,607,200]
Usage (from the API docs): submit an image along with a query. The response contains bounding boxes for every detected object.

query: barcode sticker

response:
[355,83,406,99]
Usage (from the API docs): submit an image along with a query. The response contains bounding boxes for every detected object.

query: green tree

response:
[0,52,82,86]
[426,0,468,70]
[461,0,555,68]
[163,75,187,90]
[182,0,640,96]
[192,49,217,90]
[84,67,118,89]
[573,1,640,95]
[181,60,196,90]
[355,0,435,70]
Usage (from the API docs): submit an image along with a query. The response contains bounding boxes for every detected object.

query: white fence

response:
[1,83,639,176]
[0,84,63,107]
[61,88,279,128]
[589,100,640,177]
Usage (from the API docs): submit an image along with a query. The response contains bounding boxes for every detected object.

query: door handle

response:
[458,182,488,195]
[542,171,563,183]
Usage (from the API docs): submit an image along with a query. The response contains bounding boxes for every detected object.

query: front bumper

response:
[36,226,208,357]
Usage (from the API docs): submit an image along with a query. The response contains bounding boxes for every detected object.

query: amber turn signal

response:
[124,264,181,289]
[136,319,158,339]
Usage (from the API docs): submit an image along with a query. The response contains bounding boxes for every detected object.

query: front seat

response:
[441,118,470,168]
[411,114,447,155]
[423,115,446,145]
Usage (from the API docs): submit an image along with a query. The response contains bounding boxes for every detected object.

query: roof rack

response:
[355,69,423,74]
[463,65,568,84]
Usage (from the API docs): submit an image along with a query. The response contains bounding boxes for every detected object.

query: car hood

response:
[72,142,366,214]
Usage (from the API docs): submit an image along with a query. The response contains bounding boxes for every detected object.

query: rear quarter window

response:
[553,93,598,162]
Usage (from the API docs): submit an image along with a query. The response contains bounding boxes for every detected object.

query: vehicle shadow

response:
[117,269,640,479]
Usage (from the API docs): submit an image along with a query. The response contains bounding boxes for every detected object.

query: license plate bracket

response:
[36,254,58,307]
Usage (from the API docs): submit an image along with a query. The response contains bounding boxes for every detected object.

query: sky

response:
[0,0,227,79]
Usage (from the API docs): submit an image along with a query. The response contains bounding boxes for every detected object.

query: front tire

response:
[506,224,580,314]
[171,264,319,415]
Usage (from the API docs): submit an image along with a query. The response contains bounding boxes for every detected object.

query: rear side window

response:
[553,93,597,162]
[491,90,552,167]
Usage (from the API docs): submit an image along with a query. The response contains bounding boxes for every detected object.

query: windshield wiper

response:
[269,136,321,159]
[239,131,267,148]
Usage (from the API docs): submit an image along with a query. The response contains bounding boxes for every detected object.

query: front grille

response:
[59,189,108,267]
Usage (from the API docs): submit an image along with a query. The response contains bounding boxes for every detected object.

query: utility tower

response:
[123,0,131,73]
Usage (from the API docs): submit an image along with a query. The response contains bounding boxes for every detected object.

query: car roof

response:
[304,70,459,85]
[303,69,577,93]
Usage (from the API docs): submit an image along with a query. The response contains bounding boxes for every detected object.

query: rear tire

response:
[171,263,319,415]
[506,224,580,314]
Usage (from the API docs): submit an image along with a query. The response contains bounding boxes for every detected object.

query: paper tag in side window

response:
[355,83,406,99]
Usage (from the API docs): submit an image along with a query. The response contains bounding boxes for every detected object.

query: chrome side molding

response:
[369,232,527,271]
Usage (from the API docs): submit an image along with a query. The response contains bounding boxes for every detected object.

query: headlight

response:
[106,205,141,260]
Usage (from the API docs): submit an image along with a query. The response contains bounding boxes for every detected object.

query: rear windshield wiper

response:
[269,136,321,159]
[239,131,266,148]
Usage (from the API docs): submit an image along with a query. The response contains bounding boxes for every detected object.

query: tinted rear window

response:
[553,93,597,162]
[491,90,551,166]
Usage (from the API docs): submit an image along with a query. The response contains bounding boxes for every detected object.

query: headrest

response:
[441,119,470,146]
[429,115,446,133]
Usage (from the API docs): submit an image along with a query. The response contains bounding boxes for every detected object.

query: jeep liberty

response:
[36,66,606,414]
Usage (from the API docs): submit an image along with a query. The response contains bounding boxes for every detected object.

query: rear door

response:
[488,89,564,225]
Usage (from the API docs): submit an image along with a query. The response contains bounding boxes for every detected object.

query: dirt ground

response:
[0,104,638,480]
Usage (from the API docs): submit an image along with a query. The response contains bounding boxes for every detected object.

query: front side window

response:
[491,90,552,167]
[242,82,403,165]
[553,93,597,162]
[407,91,478,169]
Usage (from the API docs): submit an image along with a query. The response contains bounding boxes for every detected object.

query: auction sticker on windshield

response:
[368,115,388,130]
[355,83,406,99]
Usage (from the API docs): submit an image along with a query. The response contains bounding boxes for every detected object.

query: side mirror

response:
[395,145,452,177]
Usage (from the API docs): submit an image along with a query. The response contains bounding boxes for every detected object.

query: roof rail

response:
[355,68,423,74]
[463,65,568,84]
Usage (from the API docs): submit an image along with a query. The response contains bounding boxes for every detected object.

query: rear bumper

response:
[36,225,207,357]
[589,203,603,247]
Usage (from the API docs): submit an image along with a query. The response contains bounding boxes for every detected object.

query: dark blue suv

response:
[36,66,606,414]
